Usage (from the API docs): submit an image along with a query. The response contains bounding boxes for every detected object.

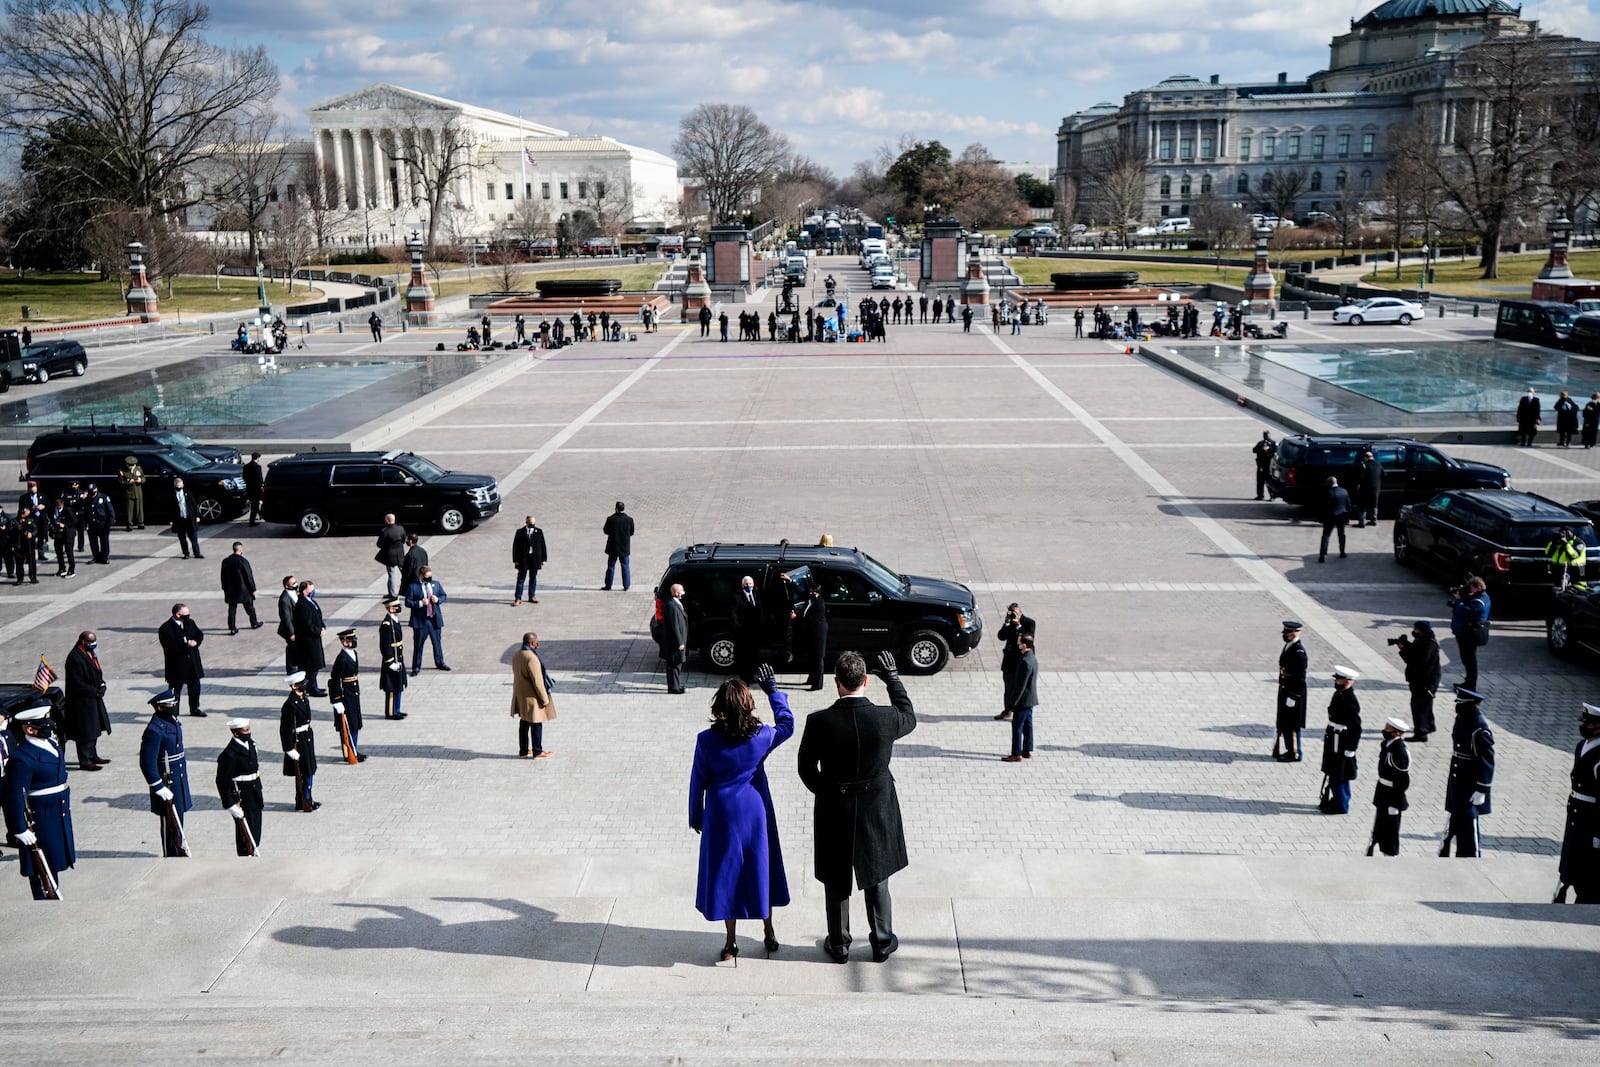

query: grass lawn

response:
[1355,249,1600,298]
[0,270,324,326]
[1009,257,1248,287]
[426,262,667,301]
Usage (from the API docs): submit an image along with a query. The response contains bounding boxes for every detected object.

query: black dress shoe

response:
[228,629,239,636]
[188,710,207,717]
[309,689,328,697]
[436,664,452,671]
[409,670,420,678]
[871,935,899,963]
[78,763,102,772]
[251,621,264,629]
[92,758,110,765]
[1408,733,1430,742]
[356,754,368,762]
[823,940,849,964]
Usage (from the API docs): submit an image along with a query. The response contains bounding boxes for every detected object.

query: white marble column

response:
[331,128,349,209]
[351,129,367,211]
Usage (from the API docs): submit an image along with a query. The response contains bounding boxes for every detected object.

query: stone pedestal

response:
[959,250,990,306]
[680,252,712,322]
[124,242,160,323]
[705,223,752,301]
[1537,217,1573,281]
[403,232,437,325]
[1243,226,1276,305]
[920,219,966,300]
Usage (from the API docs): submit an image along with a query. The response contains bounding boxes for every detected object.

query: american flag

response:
[33,655,56,692]
[523,147,538,168]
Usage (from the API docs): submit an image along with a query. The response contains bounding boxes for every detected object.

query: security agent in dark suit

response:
[602,500,634,591]
[1318,476,1352,563]
[169,477,202,559]
[158,603,207,716]
[797,650,916,964]
[511,515,548,606]
[994,603,1036,719]
[731,575,764,682]
[276,575,298,672]
[242,452,264,526]
[663,583,689,694]
[219,542,260,634]
[795,584,828,690]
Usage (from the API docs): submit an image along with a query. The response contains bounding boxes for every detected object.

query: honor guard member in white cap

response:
[1442,686,1495,857]
[329,628,365,763]
[139,689,192,857]
[1555,703,1600,902]
[378,596,408,720]
[216,718,264,856]
[1275,621,1308,762]
[1368,717,1412,856]
[280,672,319,812]
[2,703,75,898]
[1319,666,1363,814]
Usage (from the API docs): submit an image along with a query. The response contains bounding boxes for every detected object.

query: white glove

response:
[1593,837,1599,849]
[155,786,174,802]
[1343,750,1357,758]
[386,662,402,672]
[1470,791,1486,806]
[228,804,244,819]
[1387,807,1399,815]
[15,829,37,846]
[331,703,345,714]
[286,749,300,761]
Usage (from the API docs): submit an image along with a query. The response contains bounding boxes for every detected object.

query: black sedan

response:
[1,340,89,385]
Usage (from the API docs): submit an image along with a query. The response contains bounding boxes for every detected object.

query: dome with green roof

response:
[1355,0,1519,25]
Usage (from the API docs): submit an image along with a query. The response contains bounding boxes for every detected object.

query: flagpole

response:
[520,112,527,201]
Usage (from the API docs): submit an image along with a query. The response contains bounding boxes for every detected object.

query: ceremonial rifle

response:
[24,831,61,900]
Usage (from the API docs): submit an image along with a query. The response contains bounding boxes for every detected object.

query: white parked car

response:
[1332,297,1426,326]
[870,266,897,289]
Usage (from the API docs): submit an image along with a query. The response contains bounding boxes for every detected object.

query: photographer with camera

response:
[1449,577,1491,692]
[994,603,1036,721]
[1389,621,1441,741]
[1545,527,1587,591]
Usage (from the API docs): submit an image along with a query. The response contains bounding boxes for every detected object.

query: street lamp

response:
[254,242,269,320]
[1420,241,1430,293]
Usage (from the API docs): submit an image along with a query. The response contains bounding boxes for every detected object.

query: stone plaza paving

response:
[0,262,1596,1063]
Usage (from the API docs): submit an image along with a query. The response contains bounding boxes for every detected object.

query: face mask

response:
[346,638,359,649]
[31,721,54,740]
[86,641,97,650]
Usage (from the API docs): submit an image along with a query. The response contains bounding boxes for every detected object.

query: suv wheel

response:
[902,630,951,674]
[35,367,50,383]
[1549,614,1574,657]
[437,505,468,534]
[1393,530,1411,566]
[702,635,736,672]
[195,495,224,523]
[72,359,86,376]
[1349,314,1364,326]
[297,509,330,537]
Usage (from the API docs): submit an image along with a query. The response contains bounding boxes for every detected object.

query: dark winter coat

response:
[62,643,110,745]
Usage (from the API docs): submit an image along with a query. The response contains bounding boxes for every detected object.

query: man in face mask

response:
[1368,717,1412,857]
[216,718,264,856]
[1,704,76,899]
[139,689,192,858]
[63,631,111,771]
[377,596,408,720]
[329,629,365,763]
[158,603,207,717]
[280,672,319,812]
[1557,704,1600,903]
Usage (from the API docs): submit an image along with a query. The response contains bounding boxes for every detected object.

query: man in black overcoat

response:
[994,603,1036,720]
[293,579,327,695]
[219,541,260,634]
[276,575,298,672]
[1516,387,1541,447]
[1394,620,1441,740]
[279,672,319,812]
[797,650,916,964]
[242,452,264,526]
[1354,448,1382,527]
[731,574,764,682]
[511,514,548,606]
[63,630,111,770]
[158,603,206,716]
[795,584,828,691]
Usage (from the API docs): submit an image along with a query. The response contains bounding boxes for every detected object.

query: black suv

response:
[1,339,88,386]
[262,449,501,536]
[652,542,983,674]
[25,445,250,524]
[1393,490,1599,595]
[1547,585,1600,662]
[1268,435,1509,513]
[28,427,240,469]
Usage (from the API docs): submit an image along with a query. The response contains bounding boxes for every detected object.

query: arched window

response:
[1180,174,1192,196]
[1200,174,1213,194]
[1360,168,1373,190]
[1237,173,1250,194]
[1334,170,1347,191]
[1309,170,1323,191]
[1159,175,1172,197]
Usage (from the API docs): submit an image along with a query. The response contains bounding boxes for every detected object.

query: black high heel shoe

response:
[719,941,739,961]
[763,931,779,954]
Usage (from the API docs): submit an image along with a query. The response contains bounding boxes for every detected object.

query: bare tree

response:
[297,158,344,252]
[1078,139,1149,248]
[835,157,896,222]
[0,0,278,219]
[1381,121,1445,279]
[1550,74,1600,228]
[1325,184,1369,256]
[1253,165,1310,224]
[85,205,208,297]
[506,197,554,248]
[386,115,480,248]
[934,144,1028,228]
[1190,191,1251,267]
[1426,35,1565,277]
[672,103,790,224]
[576,171,636,239]
[203,110,290,260]
[267,196,315,294]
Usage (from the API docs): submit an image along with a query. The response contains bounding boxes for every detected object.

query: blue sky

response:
[209,0,1599,178]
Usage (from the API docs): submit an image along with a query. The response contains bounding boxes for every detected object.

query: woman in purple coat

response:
[689,664,793,961]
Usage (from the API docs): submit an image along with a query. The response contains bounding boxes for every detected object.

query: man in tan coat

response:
[511,632,555,759]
